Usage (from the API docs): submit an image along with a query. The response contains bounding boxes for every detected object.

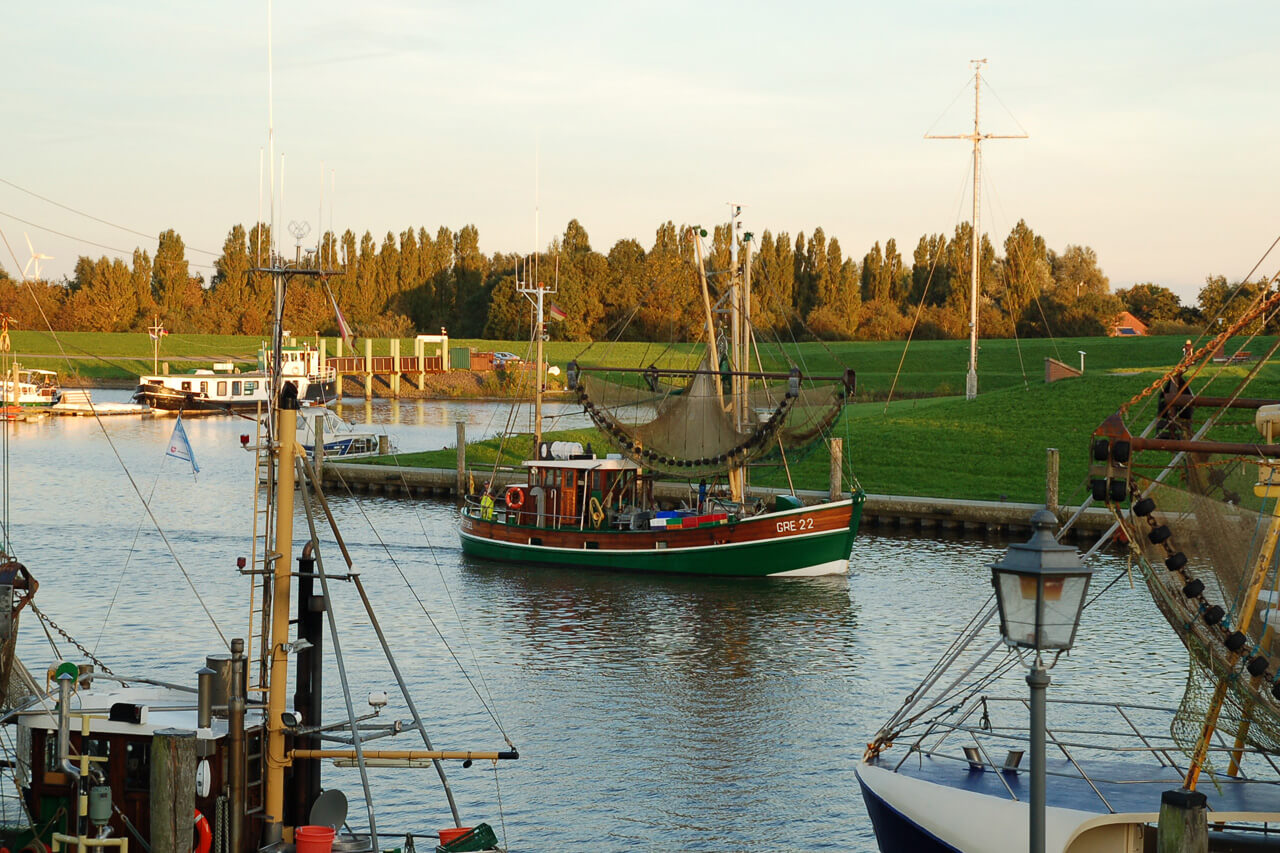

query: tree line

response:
[0,218,1250,342]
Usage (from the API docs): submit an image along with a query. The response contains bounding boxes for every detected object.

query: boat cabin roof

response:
[522,457,642,472]
[16,682,260,740]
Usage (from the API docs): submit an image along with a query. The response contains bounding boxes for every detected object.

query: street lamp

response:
[991,509,1094,853]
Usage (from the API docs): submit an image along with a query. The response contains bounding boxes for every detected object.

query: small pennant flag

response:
[322,279,355,347]
[166,415,200,475]
[547,303,567,321]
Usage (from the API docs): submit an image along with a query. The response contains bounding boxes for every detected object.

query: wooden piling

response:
[150,729,197,853]
[415,338,426,391]
[1046,447,1060,515]
[390,339,401,397]
[829,438,843,501]
[363,339,374,399]
[456,421,466,497]
[1157,788,1207,853]
[314,414,325,480]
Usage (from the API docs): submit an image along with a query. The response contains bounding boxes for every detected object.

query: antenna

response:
[926,59,1027,400]
[22,233,52,280]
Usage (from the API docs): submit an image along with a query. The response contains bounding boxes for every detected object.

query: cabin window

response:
[181,382,191,391]
[218,381,227,396]
[124,741,150,791]
[199,382,208,394]
[43,735,108,772]
[232,381,242,396]
[245,381,258,394]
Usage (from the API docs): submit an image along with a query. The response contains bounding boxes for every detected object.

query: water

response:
[3,393,1187,851]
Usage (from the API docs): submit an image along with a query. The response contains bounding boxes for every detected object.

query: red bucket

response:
[437,827,472,845]
[295,826,336,853]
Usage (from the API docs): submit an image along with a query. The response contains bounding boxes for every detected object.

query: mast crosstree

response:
[926,59,1027,400]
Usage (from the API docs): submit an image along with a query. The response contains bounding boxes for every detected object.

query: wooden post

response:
[318,338,326,375]
[313,413,325,480]
[378,434,389,456]
[415,338,426,391]
[829,438,844,501]
[391,338,401,397]
[1046,447,1060,515]
[1157,789,1207,853]
[456,421,466,497]
[336,337,344,357]
[150,729,197,853]
[363,338,373,399]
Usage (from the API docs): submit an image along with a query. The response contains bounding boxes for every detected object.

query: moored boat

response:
[134,343,335,414]
[857,272,1280,850]
[0,366,61,407]
[460,211,864,576]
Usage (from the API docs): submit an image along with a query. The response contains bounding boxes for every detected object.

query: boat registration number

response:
[776,517,815,533]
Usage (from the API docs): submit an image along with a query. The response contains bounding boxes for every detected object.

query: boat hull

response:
[459,493,863,577]
[134,379,333,414]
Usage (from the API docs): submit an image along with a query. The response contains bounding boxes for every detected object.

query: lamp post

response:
[991,509,1094,853]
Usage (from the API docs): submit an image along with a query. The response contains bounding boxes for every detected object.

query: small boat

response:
[857,276,1280,850]
[460,215,864,576]
[134,343,335,414]
[298,408,394,460]
[0,366,61,407]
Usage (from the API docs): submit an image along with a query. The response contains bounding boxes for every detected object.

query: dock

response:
[315,461,1114,542]
[50,389,150,417]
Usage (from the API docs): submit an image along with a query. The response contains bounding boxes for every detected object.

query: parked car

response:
[492,351,521,367]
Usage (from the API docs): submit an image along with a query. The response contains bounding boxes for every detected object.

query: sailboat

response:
[856,277,1280,850]
[459,213,865,577]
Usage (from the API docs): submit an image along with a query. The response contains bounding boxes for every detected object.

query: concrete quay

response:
[317,461,1114,543]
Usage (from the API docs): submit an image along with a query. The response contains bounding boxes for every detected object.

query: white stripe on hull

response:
[767,558,849,577]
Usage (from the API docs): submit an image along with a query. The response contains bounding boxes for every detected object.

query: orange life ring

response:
[505,485,526,510]
[194,809,212,853]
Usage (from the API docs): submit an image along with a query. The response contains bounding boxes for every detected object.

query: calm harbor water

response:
[5,393,1187,851]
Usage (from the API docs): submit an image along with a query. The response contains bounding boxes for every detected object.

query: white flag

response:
[166,415,200,475]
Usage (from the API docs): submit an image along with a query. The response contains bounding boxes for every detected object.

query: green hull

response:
[460,493,864,577]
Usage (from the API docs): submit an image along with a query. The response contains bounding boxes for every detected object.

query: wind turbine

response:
[22,233,52,281]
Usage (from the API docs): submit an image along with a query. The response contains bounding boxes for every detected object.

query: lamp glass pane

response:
[996,572,1039,647]
[1038,575,1089,649]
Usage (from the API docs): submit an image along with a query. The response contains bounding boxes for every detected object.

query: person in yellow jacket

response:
[480,483,495,521]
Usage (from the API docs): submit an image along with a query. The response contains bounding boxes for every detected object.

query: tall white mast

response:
[926,59,1026,400]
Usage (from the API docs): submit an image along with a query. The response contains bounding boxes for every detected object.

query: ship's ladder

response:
[240,406,275,822]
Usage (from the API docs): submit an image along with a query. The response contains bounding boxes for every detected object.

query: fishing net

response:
[574,357,852,477]
[1119,432,1280,769]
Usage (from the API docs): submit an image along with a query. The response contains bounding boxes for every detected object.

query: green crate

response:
[436,822,498,852]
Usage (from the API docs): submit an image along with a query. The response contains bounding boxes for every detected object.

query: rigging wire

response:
[0,209,215,271]
[0,225,230,650]
[0,174,217,255]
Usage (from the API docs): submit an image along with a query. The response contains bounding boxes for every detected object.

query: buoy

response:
[193,810,212,853]
[505,485,526,510]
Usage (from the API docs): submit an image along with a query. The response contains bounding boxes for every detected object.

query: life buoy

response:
[505,485,526,510]
[193,809,212,853]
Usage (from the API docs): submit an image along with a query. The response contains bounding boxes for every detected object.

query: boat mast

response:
[926,59,1026,400]
[691,227,724,414]
[518,255,552,448]
[726,206,746,504]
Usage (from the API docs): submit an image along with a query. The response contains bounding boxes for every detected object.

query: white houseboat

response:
[134,343,336,414]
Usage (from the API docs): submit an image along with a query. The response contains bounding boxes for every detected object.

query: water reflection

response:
[0,394,1190,850]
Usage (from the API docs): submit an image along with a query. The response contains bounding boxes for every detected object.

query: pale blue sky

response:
[1,1,1276,304]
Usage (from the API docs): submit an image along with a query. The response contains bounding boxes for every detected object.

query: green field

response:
[11,329,1277,503]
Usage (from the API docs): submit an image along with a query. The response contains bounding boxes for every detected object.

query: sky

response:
[1,0,1277,305]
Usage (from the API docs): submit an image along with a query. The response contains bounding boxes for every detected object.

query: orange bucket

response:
[437,827,472,845]
[295,826,336,853]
